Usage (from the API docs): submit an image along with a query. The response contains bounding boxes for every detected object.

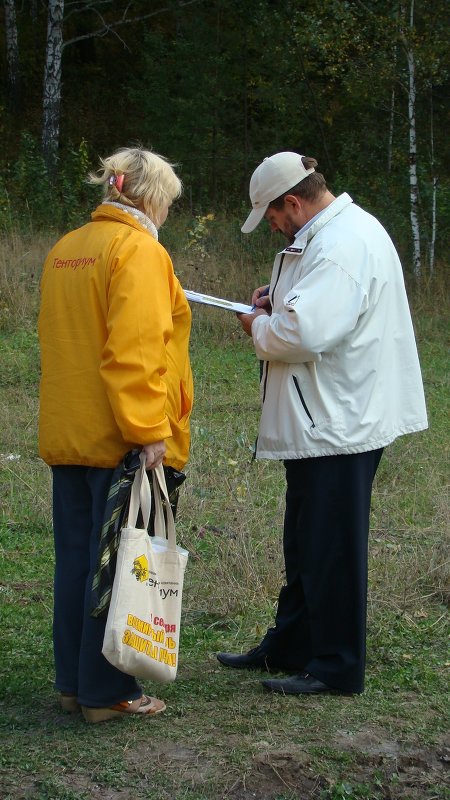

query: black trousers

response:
[261,449,383,693]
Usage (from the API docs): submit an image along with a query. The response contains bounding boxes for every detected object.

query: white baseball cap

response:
[241,152,315,233]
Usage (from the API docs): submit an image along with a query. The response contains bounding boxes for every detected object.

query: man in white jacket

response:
[217,152,428,695]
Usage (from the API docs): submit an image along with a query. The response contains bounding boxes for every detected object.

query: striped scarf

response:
[90,449,186,619]
[90,449,141,618]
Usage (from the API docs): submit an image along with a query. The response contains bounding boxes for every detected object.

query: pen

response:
[251,285,270,311]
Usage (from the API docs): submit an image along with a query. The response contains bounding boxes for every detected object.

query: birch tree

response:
[40,0,208,176]
[387,50,396,175]
[42,0,64,176]
[4,0,21,111]
[387,9,400,177]
[429,85,437,274]
[400,0,421,277]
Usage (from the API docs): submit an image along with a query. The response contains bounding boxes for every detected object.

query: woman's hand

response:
[142,441,166,469]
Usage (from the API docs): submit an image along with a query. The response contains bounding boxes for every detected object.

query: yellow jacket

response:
[38,204,193,470]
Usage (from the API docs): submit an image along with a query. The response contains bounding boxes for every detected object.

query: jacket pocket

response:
[178,379,192,422]
[292,375,315,428]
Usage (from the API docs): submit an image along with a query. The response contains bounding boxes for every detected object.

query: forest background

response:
[1,0,449,279]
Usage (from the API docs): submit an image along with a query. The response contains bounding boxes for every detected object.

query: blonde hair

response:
[88,146,182,225]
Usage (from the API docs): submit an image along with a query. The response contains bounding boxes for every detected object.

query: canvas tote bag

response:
[102,453,189,682]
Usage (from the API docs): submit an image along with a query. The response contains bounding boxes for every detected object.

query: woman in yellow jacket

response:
[39,147,193,722]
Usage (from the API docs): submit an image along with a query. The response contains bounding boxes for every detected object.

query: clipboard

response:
[184,289,253,314]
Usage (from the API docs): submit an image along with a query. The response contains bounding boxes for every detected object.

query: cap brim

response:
[241,205,267,233]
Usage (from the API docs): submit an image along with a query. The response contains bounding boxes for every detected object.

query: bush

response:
[0,133,97,234]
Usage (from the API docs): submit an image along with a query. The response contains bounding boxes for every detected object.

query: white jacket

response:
[252,193,428,459]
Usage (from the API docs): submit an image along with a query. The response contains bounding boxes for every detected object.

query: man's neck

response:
[303,190,336,225]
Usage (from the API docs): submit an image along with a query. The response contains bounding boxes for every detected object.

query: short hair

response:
[269,156,327,209]
[88,146,182,225]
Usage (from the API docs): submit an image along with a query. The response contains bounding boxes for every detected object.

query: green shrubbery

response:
[1,132,449,282]
[0,133,95,233]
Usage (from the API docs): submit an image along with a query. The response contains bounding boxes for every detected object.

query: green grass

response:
[0,232,449,799]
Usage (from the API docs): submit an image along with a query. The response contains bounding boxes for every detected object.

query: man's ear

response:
[284,194,302,212]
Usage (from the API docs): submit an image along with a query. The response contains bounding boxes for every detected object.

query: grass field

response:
[0,226,449,799]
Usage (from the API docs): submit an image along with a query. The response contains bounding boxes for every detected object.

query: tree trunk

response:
[4,0,21,112]
[387,87,395,175]
[42,0,65,177]
[429,85,437,275]
[30,0,38,22]
[387,46,397,174]
[404,0,421,277]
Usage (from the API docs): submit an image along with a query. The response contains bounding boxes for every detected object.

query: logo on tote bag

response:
[132,554,149,582]
[130,556,179,598]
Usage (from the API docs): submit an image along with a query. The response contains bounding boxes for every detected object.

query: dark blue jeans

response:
[52,465,142,707]
[261,449,383,693]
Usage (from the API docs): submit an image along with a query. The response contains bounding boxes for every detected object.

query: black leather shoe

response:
[217,646,272,670]
[262,672,349,695]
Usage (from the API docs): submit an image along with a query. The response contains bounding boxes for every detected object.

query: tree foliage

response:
[0,0,448,270]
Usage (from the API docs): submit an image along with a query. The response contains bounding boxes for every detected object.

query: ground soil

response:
[4,725,448,800]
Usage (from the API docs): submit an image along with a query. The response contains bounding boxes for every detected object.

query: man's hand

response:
[236,307,268,336]
[142,440,166,469]
[252,284,271,312]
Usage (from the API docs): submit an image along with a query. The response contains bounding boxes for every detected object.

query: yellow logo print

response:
[132,554,149,582]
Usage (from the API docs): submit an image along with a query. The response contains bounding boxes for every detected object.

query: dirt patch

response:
[0,773,140,800]
[126,740,218,785]
[3,728,449,799]
[230,729,449,800]
[230,747,328,799]
[124,729,450,799]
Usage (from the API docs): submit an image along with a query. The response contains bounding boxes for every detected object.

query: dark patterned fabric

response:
[90,449,185,619]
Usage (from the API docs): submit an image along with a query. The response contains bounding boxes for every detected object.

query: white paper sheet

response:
[184,289,253,314]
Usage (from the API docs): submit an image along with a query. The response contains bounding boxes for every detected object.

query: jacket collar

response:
[91,203,159,240]
[279,193,353,255]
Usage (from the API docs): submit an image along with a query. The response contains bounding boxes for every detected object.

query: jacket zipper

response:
[292,375,316,428]
[261,361,269,402]
[271,253,285,304]
[260,252,285,404]
[255,253,286,457]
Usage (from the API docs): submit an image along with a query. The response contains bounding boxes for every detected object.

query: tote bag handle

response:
[127,453,177,551]
[152,463,177,551]
[127,451,151,529]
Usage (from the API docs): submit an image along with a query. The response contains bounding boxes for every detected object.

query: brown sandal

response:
[82,694,166,724]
